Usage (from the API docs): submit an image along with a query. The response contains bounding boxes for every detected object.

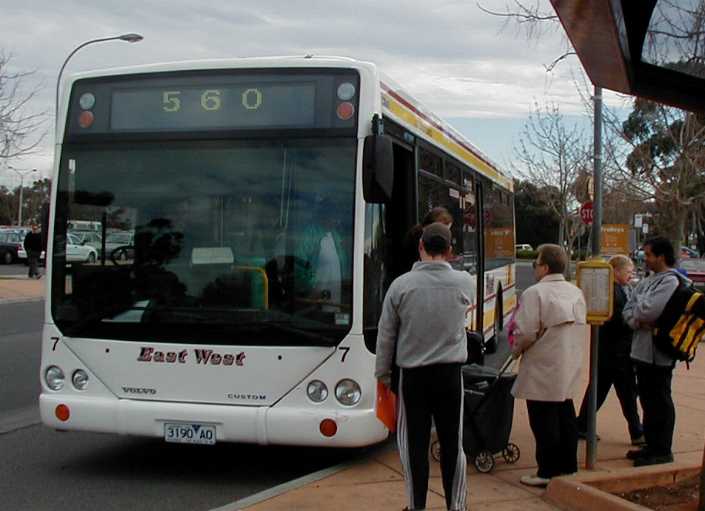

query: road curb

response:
[0,297,44,305]
[0,406,41,435]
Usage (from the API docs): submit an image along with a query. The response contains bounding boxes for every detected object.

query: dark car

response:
[680,246,700,259]
[0,230,23,264]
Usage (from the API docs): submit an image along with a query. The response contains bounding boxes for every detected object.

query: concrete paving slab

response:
[472,497,559,511]
[242,479,449,511]
[428,473,537,504]
[314,459,403,487]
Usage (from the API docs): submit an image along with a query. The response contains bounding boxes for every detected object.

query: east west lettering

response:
[137,347,246,367]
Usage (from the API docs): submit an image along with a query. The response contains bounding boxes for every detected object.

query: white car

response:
[67,232,98,263]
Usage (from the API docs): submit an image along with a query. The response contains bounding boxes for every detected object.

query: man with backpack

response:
[623,237,681,467]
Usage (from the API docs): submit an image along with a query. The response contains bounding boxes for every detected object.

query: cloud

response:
[0,0,612,183]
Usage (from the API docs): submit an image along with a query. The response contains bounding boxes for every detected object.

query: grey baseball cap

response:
[422,222,452,250]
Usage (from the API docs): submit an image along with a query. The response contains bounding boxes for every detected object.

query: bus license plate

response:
[164,423,216,445]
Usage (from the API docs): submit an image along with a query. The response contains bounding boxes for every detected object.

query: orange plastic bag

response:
[376,381,397,432]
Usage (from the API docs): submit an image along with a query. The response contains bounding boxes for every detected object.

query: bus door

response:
[471,178,485,334]
[386,141,416,279]
[362,133,415,352]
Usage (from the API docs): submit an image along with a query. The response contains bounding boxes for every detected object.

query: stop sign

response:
[580,202,593,225]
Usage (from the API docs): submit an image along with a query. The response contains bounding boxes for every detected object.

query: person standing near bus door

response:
[510,244,588,488]
[401,206,454,273]
[376,222,473,511]
[24,224,43,279]
[575,255,644,446]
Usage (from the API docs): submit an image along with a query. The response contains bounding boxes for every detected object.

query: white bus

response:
[41,56,515,447]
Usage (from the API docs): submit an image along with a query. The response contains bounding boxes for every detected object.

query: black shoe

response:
[634,453,674,467]
[626,448,649,460]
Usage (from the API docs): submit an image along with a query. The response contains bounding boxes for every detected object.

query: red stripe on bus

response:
[381,82,500,174]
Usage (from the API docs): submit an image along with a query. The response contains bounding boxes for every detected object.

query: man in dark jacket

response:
[576,254,643,445]
[23,224,42,279]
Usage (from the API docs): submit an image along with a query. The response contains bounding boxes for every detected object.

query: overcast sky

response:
[0,0,626,187]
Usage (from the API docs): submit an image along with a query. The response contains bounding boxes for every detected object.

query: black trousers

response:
[635,362,675,456]
[398,363,466,511]
[526,400,578,479]
[27,251,40,278]
[576,353,642,439]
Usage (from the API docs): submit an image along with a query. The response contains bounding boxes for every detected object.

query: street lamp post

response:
[55,33,143,135]
[8,166,37,226]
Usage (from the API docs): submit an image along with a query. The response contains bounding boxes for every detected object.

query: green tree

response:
[514,179,559,248]
[619,99,705,252]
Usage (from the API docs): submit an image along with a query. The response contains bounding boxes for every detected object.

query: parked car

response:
[104,231,135,261]
[69,230,103,255]
[66,232,98,263]
[515,244,533,252]
[0,231,23,264]
[680,246,699,259]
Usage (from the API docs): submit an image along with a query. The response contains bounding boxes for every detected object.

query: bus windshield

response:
[51,138,355,346]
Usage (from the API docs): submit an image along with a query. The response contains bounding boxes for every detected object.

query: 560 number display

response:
[161,88,262,113]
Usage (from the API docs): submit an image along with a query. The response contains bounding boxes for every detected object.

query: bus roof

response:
[64,55,377,82]
[380,75,513,191]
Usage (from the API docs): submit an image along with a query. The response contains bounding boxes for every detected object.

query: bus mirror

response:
[362,135,394,203]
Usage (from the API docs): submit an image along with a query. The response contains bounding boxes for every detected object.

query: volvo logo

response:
[122,386,157,395]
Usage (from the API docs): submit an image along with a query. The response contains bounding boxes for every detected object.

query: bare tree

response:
[513,102,590,255]
[0,51,46,162]
[477,0,575,71]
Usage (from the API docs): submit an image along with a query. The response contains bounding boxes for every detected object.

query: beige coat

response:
[511,274,588,402]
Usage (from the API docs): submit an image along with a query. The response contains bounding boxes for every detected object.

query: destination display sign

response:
[65,70,359,136]
[111,82,317,130]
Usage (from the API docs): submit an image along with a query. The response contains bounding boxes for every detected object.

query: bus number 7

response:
[338,346,350,363]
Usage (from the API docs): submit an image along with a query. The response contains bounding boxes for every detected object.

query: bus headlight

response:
[307,380,328,402]
[335,379,361,406]
[72,369,89,390]
[45,366,65,391]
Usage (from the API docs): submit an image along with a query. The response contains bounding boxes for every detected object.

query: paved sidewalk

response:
[239,344,705,511]
[0,274,45,303]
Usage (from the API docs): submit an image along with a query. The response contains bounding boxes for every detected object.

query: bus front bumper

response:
[39,393,388,447]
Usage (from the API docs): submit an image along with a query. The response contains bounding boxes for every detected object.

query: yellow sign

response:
[486,227,515,259]
[576,259,614,325]
[601,224,630,256]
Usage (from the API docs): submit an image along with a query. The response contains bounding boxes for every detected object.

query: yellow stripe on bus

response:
[382,94,513,190]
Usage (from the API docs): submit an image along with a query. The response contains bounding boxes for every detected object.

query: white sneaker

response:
[520,474,550,487]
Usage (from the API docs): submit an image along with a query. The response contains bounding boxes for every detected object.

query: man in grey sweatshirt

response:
[376,222,474,511]
[622,237,680,467]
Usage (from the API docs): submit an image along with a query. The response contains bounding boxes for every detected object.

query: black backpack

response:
[653,275,704,364]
